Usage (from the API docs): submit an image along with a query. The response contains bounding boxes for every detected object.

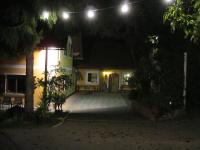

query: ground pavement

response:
[1,92,200,150]
[50,92,132,114]
[1,117,200,150]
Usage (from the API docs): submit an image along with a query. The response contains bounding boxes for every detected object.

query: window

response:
[0,75,5,94]
[88,73,97,82]
[87,72,98,84]
[122,73,132,85]
[17,76,26,93]
[7,75,26,93]
[7,76,16,92]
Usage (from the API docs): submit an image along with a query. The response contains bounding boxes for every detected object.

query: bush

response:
[36,68,72,113]
[129,91,185,120]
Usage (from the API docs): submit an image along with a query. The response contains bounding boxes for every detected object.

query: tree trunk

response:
[25,50,34,113]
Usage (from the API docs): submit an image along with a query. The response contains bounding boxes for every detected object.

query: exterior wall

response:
[77,68,134,92]
[0,48,75,107]
[0,56,26,75]
[34,49,75,106]
[60,50,75,96]
[77,69,100,91]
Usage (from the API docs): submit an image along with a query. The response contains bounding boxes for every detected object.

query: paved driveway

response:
[61,92,132,114]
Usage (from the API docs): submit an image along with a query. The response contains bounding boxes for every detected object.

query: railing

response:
[77,85,100,92]
[120,85,135,91]
[0,93,25,110]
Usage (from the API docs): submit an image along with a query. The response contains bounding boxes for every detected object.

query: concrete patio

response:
[50,92,132,114]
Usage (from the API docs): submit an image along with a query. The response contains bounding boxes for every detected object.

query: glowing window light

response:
[62,11,70,20]
[38,48,60,73]
[126,73,131,77]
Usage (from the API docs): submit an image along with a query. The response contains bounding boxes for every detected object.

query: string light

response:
[164,0,174,4]
[62,11,70,20]
[41,0,143,21]
[120,3,130,14]
[86,9,96,19]
[42,11,49,20]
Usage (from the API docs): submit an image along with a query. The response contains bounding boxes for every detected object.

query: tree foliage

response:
[164,0,200,43]
[0,0,60,56]
[0,0,40,56]
[37,67,72,112]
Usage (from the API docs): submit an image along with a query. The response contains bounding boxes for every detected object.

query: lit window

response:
[123,73,132,85]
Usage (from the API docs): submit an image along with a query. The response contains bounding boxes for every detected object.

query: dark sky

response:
[74,36,134,68]
[40,0,168,68]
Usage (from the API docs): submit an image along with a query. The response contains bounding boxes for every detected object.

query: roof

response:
[74,37,134,69]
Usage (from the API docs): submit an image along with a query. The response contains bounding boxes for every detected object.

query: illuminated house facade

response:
[0,36,75,107]
[77,67,133,92]
[75,37,134,92]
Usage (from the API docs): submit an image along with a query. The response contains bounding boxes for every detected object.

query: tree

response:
[164,0,200,43]
[0,0,86,113]
[0,0,41,114]
[0,0,60,113]
[164,0,200,109]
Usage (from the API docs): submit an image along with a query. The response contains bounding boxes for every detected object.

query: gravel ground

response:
[1,116,200,150]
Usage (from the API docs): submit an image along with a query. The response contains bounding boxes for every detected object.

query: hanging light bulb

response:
[42,11,49,20]
[164,0,174,4]
[87,9,96,19]
[120,3,130,14]
[62,11,70,20]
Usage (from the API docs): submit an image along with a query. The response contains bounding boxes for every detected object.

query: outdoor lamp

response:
[120,3,130,14]
[42,11,50,20]
[87,9,96,19]
[62,11,70,20]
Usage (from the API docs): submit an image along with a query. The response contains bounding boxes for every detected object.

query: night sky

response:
[74,36,134,69]
[38,0,168,69]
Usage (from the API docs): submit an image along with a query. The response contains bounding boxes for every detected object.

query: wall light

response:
[103,72,112,76]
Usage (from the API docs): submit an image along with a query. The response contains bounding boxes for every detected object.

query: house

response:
[77,67,133,92]
[74,37,135,92]
[0,36,75,107]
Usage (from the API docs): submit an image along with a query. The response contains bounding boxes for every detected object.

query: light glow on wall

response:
[103,71,112,76]
[38,48,60,74]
